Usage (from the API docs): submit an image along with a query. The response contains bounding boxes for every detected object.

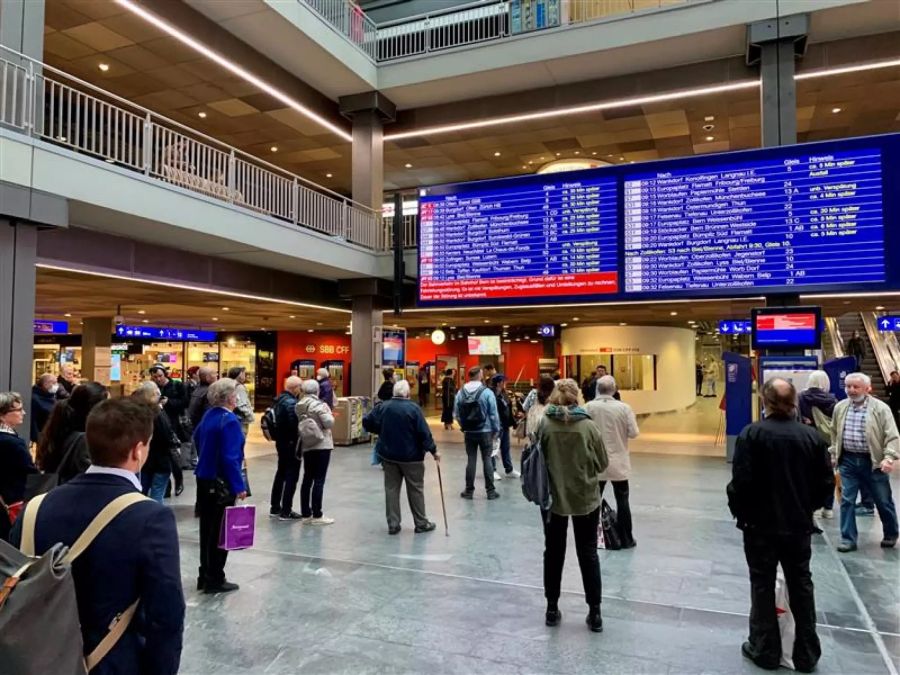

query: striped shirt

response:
[842,398,869,454]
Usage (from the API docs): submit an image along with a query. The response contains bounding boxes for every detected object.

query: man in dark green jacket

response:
[363,379,440,535]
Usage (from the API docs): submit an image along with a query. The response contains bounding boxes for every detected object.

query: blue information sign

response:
[718,320,752,335]
[877,316,900,331]
[33,320,68,334]
[623,148,885,293]
[115,325,217,342]
[538,324,556,337]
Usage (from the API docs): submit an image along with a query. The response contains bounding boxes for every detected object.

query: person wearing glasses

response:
[0,392,37,541]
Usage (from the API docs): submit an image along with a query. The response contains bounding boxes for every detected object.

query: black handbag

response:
[600,499,622,551]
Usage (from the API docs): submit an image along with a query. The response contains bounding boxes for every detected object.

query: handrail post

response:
[142,112,152,175]
[424,18,431,53]
[343,201,351,241]
[227,149,236,204]
[26,60,35,135]
[292,177,300,225]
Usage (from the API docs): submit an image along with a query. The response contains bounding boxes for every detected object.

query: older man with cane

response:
[363,379,443,535]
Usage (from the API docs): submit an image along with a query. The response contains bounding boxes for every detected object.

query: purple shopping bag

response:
[218,504,256,550]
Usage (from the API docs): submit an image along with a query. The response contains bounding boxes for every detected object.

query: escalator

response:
[834,312,895,398]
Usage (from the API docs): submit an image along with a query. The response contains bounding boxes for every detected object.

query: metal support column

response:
[0,219,38,405]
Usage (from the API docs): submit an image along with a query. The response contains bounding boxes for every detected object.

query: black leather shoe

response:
[175,484,185,497]
[415,521,436,534]
[460,490,474,500]
[204,581,239,594]
[586,607,603,633]
[486,491,500,500]
[388,526,401,535]
[741,642,778,670]
[279,511,304,521]
[881,537,897,548]
[545,609,562,627]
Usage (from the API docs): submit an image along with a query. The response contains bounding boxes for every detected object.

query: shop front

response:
[277,332,351,397]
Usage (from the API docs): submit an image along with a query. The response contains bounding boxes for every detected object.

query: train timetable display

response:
[418,174,618,304]
[622,148,886,293]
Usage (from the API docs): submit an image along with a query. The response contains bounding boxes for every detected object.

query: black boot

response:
[586,605,603,633]
[545,603,562,627]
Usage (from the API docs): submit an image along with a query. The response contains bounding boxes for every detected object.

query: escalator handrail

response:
[860,312,899,385]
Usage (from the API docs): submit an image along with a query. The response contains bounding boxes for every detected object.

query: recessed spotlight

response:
[704,115,715,122]
[619,322,627,326]
[502,325,510,328]
[572,317,580,322]
[270,146,278,152]
[555,152,561,156]
[449,326,457,330]
[619,156,625,161]
[212,317,219,321]
[325,173,333,178]
[222,307,230,311]
[702,123,715,131]
[592,152,597,155]
[560,322,568,327]
[527,160,533,164]
[831,107,842,114]
[493,151,501,157]
[705,135,715,142]
[289,315,296,319]
[483,319,490,323]
[307,329,314,333]
[197,111,207,119]
[141,319,148,324]
[875,305,885,310]
[529,339,539,344]
[317,322,323,326]
[137,310,146,315]
[64,313,72,317]
[670,311,678,316]
[574,151,580,155]
[98,63,110,72]
[404,163,413,168]
[522,165,527,169]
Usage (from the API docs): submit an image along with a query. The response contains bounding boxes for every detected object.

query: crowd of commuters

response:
[1,347,897,673]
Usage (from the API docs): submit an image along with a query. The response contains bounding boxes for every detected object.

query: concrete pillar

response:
[0,219,38,406]
[0,0,45,59]
[746,14,808,147]
[350,295,383,397]
[81,317,113,385]
[339,91,397,210]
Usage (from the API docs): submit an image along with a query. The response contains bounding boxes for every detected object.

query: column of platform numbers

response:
[419,202,435,278]
[624,180,646,292]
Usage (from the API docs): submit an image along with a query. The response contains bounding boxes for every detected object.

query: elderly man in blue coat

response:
[364,379,440,535]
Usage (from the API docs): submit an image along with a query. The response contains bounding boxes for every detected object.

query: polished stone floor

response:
[167,427,899,674]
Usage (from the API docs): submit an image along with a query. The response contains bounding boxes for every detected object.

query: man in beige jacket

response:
[830,372,899,552]
[585,375,639,548]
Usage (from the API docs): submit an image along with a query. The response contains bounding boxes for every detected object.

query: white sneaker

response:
[309,516,334,525]
[813,508,823,518]
[506,469,521,479]
[493,471,502,481]
[822,509,834,519]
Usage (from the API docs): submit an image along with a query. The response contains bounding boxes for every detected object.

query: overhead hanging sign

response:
[115,325,218,342]
[33,320,69,334]
[876,316,900,331]
[718,320,752,334]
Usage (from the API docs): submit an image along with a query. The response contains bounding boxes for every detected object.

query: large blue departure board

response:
[419,175,618,303]
[416,134,898,308]
[622,148,885,293]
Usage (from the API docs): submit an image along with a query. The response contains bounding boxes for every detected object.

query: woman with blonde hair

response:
[538,378,609,632]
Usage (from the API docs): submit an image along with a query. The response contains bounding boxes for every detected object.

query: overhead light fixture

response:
[572,317,580,322]
[325,173,333,178]
[702,123,715,131]
[704,115,715,121]
[705,135,715,142]
[493,151,501,157]
[114,0,352,141]
[222,307,230,311]
[404,163,413,168]
[308,329,314,333]
[137,310,146,315]
[289,315,296,319]
[212,317,219,321]
[560,322,568,327]
[831,107,842,114]
[142,319,148,324]
[64,313,72,317]
[619,322,627,326]
[270,146,278,152]
[875,305,885,310]
[98,63,110,72]
[555,152,561,156]
[483,319,490,323]
[197,111,207,119]
[317,322,323,326]
[670,311,678,316]
[385,59,900,142]
[591,152,597,155]
[431,329,446,345]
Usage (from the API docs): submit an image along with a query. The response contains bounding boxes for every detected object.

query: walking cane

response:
[436,458,449,536]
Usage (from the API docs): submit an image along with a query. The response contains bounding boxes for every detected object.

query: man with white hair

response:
[830,372,899,552]
[269,376,303,521]
[295,379,335,524]
[363,378,439,535]
[585,375,639,548]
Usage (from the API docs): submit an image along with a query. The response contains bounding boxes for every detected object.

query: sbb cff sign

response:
[305,344,350,355]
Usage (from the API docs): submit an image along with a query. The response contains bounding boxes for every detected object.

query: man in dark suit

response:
[727,378,834,673]
[11,398,185,675]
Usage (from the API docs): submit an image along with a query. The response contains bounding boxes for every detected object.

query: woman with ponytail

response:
[36,381,108,483]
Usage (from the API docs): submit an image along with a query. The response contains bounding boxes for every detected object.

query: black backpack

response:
[520,433,551,513]
[459,385,488,432]
[260,406,277,442]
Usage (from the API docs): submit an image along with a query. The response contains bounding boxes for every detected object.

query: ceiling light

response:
[702,123,715,131]
[98,63,110,72]
[141,319,148,324]
[137,310,146,315]
[308,329,314,333]
[560,322,568,327]
[212,317,219,321]
[404,163,413,168]
[114,0,352,141]
[795,59,900,81]
[449,326,456,330]
[493,151,501,157]
[705,135,715,142]
[64,313,72,317]
[530,339,538,344]
[289,315,296,319]
[555,152,561,156]
[572,317,580,322]
[591,152,597,155]
[619,156,625,161]
[704,115,715,121]
[317,322,323,326]
[619,322,627,326]
[502,325,509,328]
[431,329,447,345]
[574,151,580,155]
[875,305,885,310]
[270,146,278,152]
[831,107,842,114]
[325,173,333,178]
[522,165,527,169]
[222,307,230,311]
[197,111,207,119]
[670,311,678,316]
[483,319,490,323]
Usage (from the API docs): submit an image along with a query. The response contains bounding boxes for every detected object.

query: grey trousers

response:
[383,459,429,529]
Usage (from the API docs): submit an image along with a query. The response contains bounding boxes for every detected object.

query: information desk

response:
[623,148,884,293]
[419,174,618,303]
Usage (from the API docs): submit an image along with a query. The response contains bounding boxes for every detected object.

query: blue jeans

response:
[492,428,513,474]
[146,472,170,504]
[838,454,899,544]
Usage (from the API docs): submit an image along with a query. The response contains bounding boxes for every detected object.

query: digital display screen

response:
[468,336,501,355]
[418,173,618,304]
[110,353,121,382]
[382,329,405,367]
[751,307,822,349]
[417,134,898,308]
[623,148,885,293]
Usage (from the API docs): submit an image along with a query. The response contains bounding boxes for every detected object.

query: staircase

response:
[836,313,887,398]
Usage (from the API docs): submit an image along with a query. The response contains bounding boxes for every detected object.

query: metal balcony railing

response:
[381,213,418,249]
[301,0,698,63]
[0,48,384,251]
